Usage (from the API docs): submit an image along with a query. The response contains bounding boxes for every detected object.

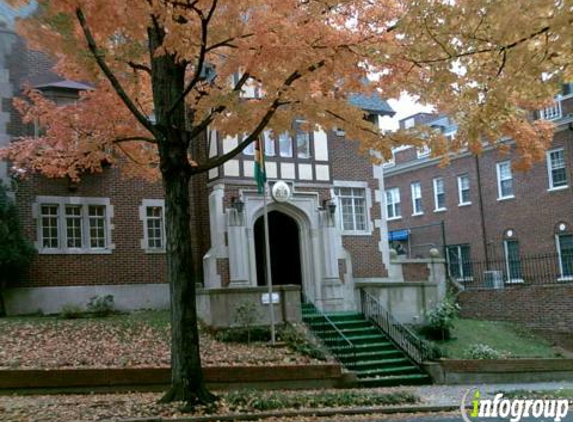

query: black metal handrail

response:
[301,293,357,369]
[359,288,430,365]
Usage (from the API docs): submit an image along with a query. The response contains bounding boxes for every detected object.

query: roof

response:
[34,80,93,91]
[349,92,395,116]
[0,1,36,30]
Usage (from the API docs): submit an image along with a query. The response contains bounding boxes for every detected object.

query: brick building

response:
[384,89,573,285]
[1,10,403,317]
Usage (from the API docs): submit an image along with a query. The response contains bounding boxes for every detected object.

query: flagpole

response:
[263,180,276,345]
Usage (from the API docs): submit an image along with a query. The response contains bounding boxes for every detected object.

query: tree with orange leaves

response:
[1,0,571,407]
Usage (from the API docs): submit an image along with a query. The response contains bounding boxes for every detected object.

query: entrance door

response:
[254,211,302,286]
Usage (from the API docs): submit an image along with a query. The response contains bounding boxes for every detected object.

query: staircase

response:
[302,301,431,387]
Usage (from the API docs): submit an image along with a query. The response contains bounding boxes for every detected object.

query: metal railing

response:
[301,293,357,369]
[359,289,430,365]
[450,253,573,289]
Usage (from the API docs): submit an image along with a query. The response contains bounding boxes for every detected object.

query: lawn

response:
[0,311,327,369]
[427,318,560,359]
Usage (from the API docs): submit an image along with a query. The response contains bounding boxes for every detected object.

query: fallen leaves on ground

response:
[0,390,449,422]
[0,312,322,369]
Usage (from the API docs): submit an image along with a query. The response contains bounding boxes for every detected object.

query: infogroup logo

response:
[460,389,570,422]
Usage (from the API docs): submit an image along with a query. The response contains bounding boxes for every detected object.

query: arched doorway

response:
[254,210,302,287]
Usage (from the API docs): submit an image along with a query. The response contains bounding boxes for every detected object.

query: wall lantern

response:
[230,196,245,214]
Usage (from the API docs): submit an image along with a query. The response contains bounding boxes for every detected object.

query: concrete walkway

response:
[410,381,573,406]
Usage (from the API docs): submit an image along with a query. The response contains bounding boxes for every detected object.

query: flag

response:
[254,136,266,194]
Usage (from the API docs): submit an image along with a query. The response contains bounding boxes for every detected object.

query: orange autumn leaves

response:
[1,0,571,180]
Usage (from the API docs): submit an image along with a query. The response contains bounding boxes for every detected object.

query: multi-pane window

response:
[496,161,514,199]
[37,198,111,253]
[446,244,473,280]
[385,187,401,220]
[263,131,275,156]
[40,205,59,249]
[417,145,430,158]
[65,205,83,248]
[88,206,107,249]
[146,206,165,249]
[457,174,471,205]
[243,141,255,155]
[278,132,293,157]
[540,100,562,120]
[411,182,423,215]
[504,240,522,282]
[335,187,368,232]
[296,130,311,159]
[557,234,573,279]
[547,149,568,189]
[433,177,446,211]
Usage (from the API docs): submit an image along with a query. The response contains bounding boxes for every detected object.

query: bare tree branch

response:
[127,61,152,74]
[75,8,157,136]
[113,136,157,144]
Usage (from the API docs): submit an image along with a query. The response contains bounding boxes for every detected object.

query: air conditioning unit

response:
[483,271,504,289]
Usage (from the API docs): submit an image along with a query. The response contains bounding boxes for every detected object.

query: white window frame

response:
[457,174,471,206]
[411,182,423,216]
[503,240,524,284]
[556,234,573,281]
[385,187,402,221]
[417,145,431,159]
[333,181,373,236]
[539,99,562,120]
[496,161,515,200]
[140,199,166,253]
[433,177,446,212]
[33,196,114,254]
[547,148,568,191]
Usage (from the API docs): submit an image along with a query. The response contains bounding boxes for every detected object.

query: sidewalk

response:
[412,381,573,406]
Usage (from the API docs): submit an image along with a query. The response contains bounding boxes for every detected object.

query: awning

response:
[389,229,409,241]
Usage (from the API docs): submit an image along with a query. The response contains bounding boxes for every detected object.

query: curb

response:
[120,404,460,422]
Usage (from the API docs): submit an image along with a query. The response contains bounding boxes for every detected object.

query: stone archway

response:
[254,211,302,287]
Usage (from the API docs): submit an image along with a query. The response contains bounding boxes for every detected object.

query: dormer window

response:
[540,99,562,120]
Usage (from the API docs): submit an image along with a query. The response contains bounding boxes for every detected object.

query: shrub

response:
[233,301,261,344]
[87,295,115,317]
[278,323,328,361]
[60,303,84,319]
[0,183,35,316]
[422,296,460,341]
[463,343,506,359]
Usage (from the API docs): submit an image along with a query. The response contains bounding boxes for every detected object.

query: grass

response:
[424,318,560,359]
[223,389,419,411]
[497,389,573,400]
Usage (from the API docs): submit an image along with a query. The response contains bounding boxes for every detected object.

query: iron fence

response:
[449,253,573,289]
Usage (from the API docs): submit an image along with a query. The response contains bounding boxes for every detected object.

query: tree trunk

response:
[159,169,216,406]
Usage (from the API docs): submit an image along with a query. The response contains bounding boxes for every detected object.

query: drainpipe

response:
[475,154,490,268]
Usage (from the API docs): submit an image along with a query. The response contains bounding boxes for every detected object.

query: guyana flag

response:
[254,136,266,194]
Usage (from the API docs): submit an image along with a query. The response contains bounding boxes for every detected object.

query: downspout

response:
[475,154,490,268]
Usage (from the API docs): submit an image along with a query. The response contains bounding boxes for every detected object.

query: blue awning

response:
[389,229,409,241]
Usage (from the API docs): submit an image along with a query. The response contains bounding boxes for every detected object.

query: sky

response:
[379,93,434,131]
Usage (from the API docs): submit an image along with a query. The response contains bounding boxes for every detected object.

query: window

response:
[446,244,473,280]
[433,177,446,211]
[263,131,275,156]
[547,148,568,190]
[278,132,293,157]
[140,200,166,252]
[496,161,514,199]
[457,174,471,205]
[35,197,112,254]
[540,100,562,120]
[411,182,423,215]
[417,145,430,158]
[385,187,401,220]
[557,234,573,279]
[296,130,311,159]
[243,140,255,155]
[404,117,415,129]
[335,186,369,233]
[504,240,522,282]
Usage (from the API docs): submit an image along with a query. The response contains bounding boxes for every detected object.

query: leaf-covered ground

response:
[0,311,324,369]
[0,389,425,422]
